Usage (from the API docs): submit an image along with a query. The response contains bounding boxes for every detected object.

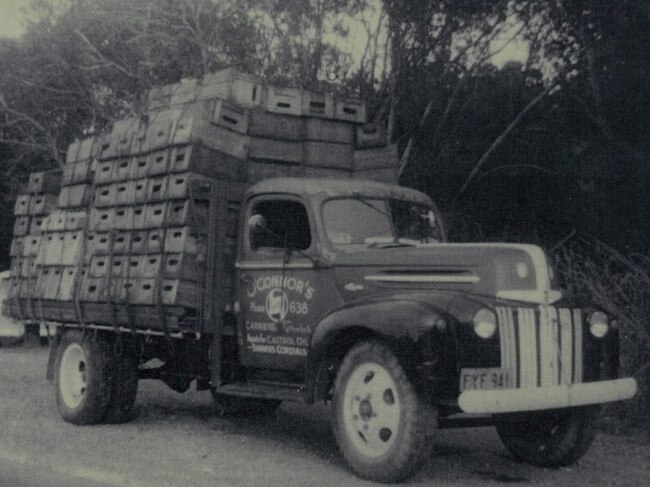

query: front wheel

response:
[332,341,436,483]
[54,331,113,425]
[495,405,600,467]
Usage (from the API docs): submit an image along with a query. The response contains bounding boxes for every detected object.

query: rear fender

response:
[305,298,446,402]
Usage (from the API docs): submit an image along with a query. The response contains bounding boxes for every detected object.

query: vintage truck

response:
[41,176,636,483]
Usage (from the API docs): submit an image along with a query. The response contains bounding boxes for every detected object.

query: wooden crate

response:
[161,279,199,308]
[130,279,156,305]
[114,206,132,230]
[130,230,148,254]
[355,124,388,149]
[13,216,31,237]
[131,204,147,229]
[197,69,264,107]
[248,111,304,141]
[28,170,61,194]
[170,79,198,106]
[143,120,175,152]
[169,145,246,181]
[352,144,400,170]
[303,142,353,170]
[246,161,305,183]
[57,266,84,301]
[58,184,92,208]
[249,137,302,164]
[29,194,58,215]
[62,163,75,186]
[144,202,167,228]
[79,276,105,302]
[301,91,335,118]
[112,231,132,254]
[84,233,110,261]
[146,228,165,253]
[14,195,31,216]
[10,237,25,257]
[164,227,202,254]
[89,208,115,232]
[94,160,115,184]
[112,158,135,182]
[114,180,136,206]
[334,98,366,124]
[163,253,200,281]
[90,255,109,277]
[212,99,250,134]
[61,232,84,266]
[146,149,170,176]
[172,119,250,159]
[29,216,47,235]
[265,86,302,116]
[146,176,169,202]
[305,118,354,144]
[133,155,150,179]
[36,232,64,265]
[165,199,208,230]
[72,159,94,184]
[353,167,398,184]
[94,184,116,208]
[142,254,163,278]
[65,211,88,231]
[22,235,42,257]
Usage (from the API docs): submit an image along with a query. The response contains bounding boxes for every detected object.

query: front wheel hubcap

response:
[59,343,88,409]
[343,362,401,458]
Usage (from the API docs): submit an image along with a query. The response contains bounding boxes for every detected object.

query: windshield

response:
[322,197,443,246]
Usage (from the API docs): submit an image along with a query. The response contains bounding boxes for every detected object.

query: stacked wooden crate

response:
[7,170,61,317]
[4,68,399,330]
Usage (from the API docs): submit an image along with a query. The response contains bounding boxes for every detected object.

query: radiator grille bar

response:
[497,305,583,388]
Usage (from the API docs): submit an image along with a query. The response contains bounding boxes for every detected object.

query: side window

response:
[249,200,311,252]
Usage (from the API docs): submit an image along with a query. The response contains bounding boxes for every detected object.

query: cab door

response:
[236,195,320,372]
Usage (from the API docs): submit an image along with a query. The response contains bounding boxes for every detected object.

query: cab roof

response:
[246,177,432,205]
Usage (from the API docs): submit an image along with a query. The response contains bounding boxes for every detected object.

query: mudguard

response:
[304,297,450,401]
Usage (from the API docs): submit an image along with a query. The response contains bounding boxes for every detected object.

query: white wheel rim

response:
[59,343,88,409]
[342,361,401,458]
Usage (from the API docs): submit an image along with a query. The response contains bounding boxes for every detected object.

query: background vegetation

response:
[1,0,648,431]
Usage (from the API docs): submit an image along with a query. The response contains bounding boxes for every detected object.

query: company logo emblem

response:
[265,288,289,322]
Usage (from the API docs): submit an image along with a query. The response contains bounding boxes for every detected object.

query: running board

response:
[215,382,304,402]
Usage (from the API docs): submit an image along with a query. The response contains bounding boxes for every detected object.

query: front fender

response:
[304,297,449,402]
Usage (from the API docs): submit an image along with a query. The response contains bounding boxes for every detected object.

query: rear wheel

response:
[495,405,600,467]
[55,331,113,425]
[332,341,436,483]
[104,353,139,424]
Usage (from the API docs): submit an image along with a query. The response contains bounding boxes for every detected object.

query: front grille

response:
[496,306,583,388]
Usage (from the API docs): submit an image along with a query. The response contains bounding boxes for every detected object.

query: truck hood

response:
[330,243,562,305]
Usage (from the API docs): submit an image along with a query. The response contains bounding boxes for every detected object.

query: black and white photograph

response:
[0,1,648,485]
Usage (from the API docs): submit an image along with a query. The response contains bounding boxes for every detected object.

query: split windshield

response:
[321,197,443,247]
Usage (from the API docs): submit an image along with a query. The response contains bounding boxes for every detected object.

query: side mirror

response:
[248,214,267,233]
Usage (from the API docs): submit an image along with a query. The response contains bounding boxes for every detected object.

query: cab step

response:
[215,381,304,402]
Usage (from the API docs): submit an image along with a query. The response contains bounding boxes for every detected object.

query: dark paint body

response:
[233,179,618,406]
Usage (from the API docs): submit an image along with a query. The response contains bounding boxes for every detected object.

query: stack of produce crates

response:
[4,68,399,332]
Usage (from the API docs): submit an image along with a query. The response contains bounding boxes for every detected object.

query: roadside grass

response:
[553,238,650,437]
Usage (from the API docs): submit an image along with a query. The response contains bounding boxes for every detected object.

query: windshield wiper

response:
[351,192,388,216]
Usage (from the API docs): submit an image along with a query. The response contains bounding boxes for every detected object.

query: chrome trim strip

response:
[236,262,314,270]
[364,274,479,283]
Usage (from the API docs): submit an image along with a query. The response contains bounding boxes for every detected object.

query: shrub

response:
[553,237,650,434]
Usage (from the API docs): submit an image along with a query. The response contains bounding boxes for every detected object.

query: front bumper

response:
[458,378,637,414]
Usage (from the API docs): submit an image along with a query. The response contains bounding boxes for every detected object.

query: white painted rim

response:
[342,361,401,458]
[59,343,87,409]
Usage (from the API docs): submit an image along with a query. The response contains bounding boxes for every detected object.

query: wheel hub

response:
[59,343,88,409]
[343,362,401,458]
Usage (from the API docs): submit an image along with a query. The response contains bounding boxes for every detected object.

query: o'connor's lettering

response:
[246,275,315,299]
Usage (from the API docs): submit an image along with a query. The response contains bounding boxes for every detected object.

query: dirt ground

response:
[1,346,648,487]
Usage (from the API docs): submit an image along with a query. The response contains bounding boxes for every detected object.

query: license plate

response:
[460,368,512,390]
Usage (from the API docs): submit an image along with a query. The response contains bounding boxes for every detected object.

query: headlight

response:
[473,308,497,339]
[589,311,609,338]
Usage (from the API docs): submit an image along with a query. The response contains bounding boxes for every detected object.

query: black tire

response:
[210,390,281,417]
[104,353,139,424]
[495,405,600,467]
[54,331,113,425]
[332,341,436,483]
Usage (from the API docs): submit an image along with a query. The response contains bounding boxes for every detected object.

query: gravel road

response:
[1,346,648,487]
